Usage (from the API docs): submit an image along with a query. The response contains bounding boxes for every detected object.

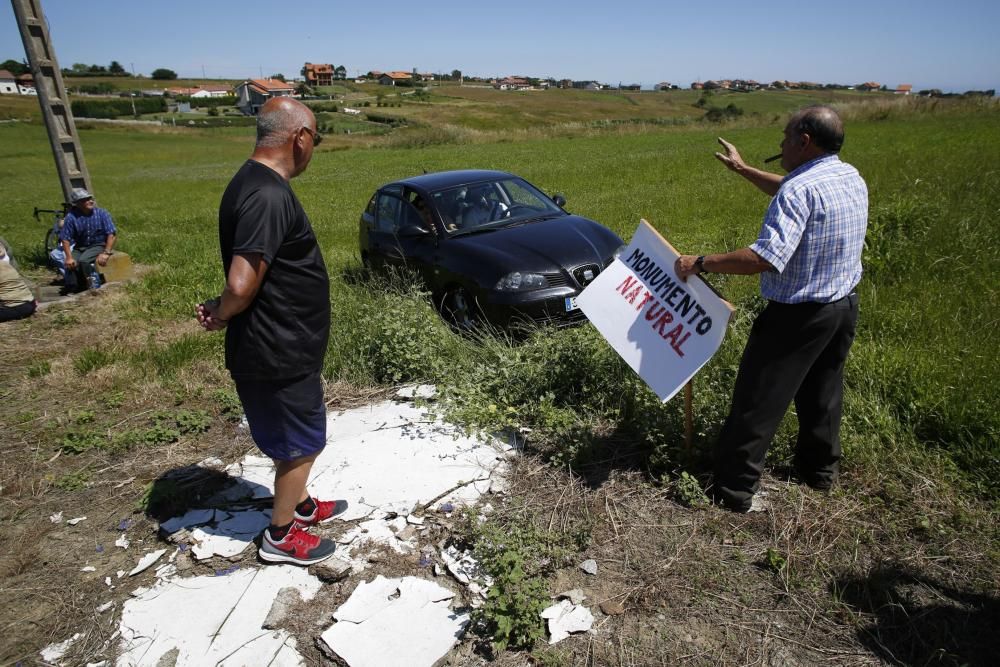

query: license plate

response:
[565,296,579,312]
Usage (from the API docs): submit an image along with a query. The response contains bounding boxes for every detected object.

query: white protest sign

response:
[577,219,734,402]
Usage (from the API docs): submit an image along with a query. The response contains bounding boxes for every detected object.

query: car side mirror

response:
[552,193,566,208]
[398,224,432,238]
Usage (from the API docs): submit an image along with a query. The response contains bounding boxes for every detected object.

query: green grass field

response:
[1,88,997,665]
[1,95,996,495]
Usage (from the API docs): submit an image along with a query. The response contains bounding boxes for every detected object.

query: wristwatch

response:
[695,256,706,273]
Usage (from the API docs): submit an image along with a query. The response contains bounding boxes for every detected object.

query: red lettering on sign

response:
[617,275,638,295]
[663,324,690,357]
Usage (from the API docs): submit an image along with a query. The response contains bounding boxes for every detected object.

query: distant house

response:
[0,70,17,95]
[378,71,412,86]
[894,83,912,95]
[235,78,296,115]
[495,76,531,90]
[690,81,704,90]
[857,82,881,92]
[16,73,36,95]
[304,63,334,86]
[191,86,232,98]
[654,82,673,91]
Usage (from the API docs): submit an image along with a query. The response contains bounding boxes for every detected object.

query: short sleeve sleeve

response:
[102,210,117,235]
[231,187,292,264]
[750,187,809,273]
[59,213,77,243]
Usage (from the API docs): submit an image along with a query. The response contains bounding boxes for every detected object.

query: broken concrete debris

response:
[39,632,81,664]
[262,586,303,630]
[128,549,167,576]
[321,576,468,667]
[540,600,595,644]
[555,588,587,605]
[579,558,598,575]
[118,565,321,666]
[109,394,511,666]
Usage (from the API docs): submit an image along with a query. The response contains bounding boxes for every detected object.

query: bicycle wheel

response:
[45,227,59,253]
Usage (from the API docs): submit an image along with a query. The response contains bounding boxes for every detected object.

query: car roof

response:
[382,169,515,193]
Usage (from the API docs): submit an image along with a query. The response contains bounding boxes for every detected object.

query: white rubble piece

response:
[114,534,130,550]
[222,455,275,500]
[40,632,81,663]
[49,511,63,523]
[337,516,415,558]
[556,588,587,605]
[440,546,489,587]
[159,508,270,560]
[541,600,595,644]
[579,559,598,575]
[226,400,512,522]
[68,516,87,525]
[321,576,468,667]
[117,566,321,666]
[395,384,437,400]
[81,566,96,572]
[128,549,167,576]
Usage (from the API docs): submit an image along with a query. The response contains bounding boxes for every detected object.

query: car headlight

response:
[495,272,549,291]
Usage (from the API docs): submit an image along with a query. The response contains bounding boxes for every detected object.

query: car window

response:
[375,193,401,232]
[364,195,377,217]
[502,180,546,208]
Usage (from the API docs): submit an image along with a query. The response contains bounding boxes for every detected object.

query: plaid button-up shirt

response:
[750,154,868,304]
[60,207,117,249]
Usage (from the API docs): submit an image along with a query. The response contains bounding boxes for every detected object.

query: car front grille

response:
[572,263,601,288]
[541,272,569,288]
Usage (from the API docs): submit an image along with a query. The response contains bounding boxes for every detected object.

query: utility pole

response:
[11,0,92,204]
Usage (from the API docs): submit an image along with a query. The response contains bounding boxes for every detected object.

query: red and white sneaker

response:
[259,524,336,565]
[293,499,349,529]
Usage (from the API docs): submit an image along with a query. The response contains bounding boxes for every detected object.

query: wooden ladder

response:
[11,0,93,204]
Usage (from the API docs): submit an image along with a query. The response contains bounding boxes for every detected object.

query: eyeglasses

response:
[301,126,323,146]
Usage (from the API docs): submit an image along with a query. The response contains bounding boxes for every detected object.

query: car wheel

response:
[440,287,478,331]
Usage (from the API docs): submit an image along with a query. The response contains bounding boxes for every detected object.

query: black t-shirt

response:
[219,160,330,379]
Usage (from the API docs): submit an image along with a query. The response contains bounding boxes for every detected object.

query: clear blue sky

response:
[2,0,997,92]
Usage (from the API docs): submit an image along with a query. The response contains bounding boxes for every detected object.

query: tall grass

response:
[0,100,996,498]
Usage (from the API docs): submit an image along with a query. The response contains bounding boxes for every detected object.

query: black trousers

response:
[0,300,37,322]
[714,293,859,509]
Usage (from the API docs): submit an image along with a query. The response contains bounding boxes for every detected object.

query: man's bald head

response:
[256,97,314,148]
[787,106,845,154]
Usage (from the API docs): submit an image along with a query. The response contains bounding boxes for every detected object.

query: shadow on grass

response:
[835,565,1000,666]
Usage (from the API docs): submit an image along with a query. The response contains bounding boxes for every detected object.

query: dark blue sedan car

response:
[359,170,625,329]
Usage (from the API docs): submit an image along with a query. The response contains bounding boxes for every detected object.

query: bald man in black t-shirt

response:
[197,98,346,566]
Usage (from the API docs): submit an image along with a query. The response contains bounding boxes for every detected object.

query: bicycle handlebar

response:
[33,207,65,220]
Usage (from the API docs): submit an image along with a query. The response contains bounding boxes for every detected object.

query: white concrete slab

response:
[224,400,510,523]
[322,576,467,667]
[541,600,594,644]
[117,566,320,666]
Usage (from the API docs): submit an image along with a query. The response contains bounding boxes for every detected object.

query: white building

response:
[0,70,18,94]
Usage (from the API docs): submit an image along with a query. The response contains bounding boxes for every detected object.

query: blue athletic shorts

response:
[233,372,327,461]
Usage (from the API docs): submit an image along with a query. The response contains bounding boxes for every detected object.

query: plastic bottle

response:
[87,266,102,290]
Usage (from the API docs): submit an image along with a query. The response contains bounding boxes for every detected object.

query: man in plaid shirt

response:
[60,188,118,291]
[676,106,868,512]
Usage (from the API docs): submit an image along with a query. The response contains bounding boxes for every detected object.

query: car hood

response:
[446,215,623,277]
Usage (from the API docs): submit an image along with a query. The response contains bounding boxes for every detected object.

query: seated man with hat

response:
[59,188,118,291]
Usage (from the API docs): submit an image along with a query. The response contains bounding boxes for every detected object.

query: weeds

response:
[73,347,114,375]
[26,360,50,377]
[461,505,590,653]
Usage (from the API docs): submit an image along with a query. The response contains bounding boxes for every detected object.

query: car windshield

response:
[430,177,564,234]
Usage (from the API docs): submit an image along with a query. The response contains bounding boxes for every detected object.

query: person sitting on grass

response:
[59,188,117,292]
[0,258,37,322]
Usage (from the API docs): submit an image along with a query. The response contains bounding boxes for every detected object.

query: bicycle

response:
[34,206,67,255]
